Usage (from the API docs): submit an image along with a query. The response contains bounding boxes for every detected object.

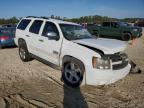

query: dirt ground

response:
[0,31,144,108]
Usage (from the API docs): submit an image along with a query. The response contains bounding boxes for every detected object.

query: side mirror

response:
[46,32,59,40]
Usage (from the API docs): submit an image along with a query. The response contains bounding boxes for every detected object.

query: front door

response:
[37,21,62,66]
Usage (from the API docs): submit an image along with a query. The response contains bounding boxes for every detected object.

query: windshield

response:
[60,24,92,40]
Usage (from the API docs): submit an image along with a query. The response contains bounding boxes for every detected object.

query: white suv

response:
[15,16,131,87]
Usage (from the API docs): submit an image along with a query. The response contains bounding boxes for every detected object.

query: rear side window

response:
[17,19,31,30]
[29,20,43,34]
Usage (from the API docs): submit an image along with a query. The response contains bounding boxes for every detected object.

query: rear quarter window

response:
[17,19,31,30]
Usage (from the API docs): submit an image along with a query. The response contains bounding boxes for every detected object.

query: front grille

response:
[113,61,128,70]
[105,53,128,70]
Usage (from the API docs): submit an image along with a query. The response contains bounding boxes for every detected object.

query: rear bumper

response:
[0,39,15,47]
[85,64,131,85]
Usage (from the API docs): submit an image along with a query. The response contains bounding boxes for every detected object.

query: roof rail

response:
[26,16,50,20]
[25,16,64,21]
[40,16,49,19]
[26,16,37,18]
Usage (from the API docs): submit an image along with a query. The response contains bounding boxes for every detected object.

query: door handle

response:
[26,35,30,37]
[53,51,58,55]
[38,39,44,42]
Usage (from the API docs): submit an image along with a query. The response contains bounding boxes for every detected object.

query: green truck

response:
[87,22,143,41]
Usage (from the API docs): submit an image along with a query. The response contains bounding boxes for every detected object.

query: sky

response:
[0,0,144,19]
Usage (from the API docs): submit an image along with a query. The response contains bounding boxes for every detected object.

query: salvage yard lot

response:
[0,31,144,108]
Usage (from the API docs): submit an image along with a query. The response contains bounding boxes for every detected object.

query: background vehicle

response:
[86,24,100,37]
[0,27,16,48]
[87,22,143,41]
[0,24,16,28]
[134,20,144,27]
[15,17,131,87]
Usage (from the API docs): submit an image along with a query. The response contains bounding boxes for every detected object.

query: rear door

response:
[100,22,111,37]
[28,20,43,56]
[16,19,31,46]
[110,22,121,38]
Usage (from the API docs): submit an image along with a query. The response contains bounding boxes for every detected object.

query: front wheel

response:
[62,59,84,88]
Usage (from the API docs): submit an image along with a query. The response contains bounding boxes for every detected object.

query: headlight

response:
[92,57,111,69]
[133,29,138,32]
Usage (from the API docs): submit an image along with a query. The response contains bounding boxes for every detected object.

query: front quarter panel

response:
[60,39,101,85]
[60,39,101,68]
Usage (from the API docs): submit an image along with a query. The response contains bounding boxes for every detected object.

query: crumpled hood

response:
[73,38,126,54]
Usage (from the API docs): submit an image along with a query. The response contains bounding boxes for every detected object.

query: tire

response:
[19,43,32,62]
[92,30,99,38]
[122,33,131,41]
[62,57,84,88]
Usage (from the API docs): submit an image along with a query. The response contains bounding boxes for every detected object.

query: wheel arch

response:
[18,38,26,46]
[61,55,86,87]
[123,31,132,35]
[18,38,30,52]
[62,55,85,71]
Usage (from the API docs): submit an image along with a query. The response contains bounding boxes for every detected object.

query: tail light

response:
[0,36,9,40]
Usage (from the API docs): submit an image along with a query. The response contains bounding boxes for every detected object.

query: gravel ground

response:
[0,32,144,108]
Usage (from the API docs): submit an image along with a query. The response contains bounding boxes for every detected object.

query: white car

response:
[15,16,131,87]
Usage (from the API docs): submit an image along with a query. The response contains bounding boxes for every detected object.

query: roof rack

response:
[26,16,50,19]
[25,16,64,21]
[26,16,37,18]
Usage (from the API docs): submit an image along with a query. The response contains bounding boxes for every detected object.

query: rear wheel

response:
[62,58,84,88]
[122,33,131,41]
[19,44,32,62]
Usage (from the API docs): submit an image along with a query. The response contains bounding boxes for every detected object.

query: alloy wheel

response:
[64,62,82,84]
[19,47,26,60]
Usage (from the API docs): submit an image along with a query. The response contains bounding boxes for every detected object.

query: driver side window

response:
[42,22,59,38]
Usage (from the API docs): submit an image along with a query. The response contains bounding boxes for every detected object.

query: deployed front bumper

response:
[85,63,131,85]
